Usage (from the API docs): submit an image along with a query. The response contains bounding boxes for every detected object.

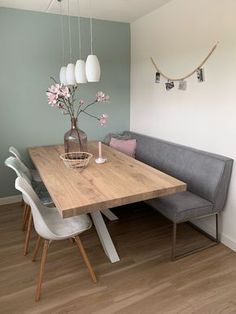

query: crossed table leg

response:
[90,210,120,263]
[101,208,119,221]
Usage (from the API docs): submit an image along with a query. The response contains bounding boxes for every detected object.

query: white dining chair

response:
[15,176,97,302]
[9,146,42,182]
[5,156,53,255]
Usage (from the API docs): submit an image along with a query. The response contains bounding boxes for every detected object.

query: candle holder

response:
[95,157,107,164]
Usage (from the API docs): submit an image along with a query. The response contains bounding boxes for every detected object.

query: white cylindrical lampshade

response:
[66,63,76,85]
[75,60,87,84]
[59,66,67,85]
[85,55,101,82]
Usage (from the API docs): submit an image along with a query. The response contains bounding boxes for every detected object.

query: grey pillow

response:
[102,132,132,145]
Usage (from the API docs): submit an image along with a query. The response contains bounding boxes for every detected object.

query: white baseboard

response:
[0,195,22,205]
[191,219,236,252]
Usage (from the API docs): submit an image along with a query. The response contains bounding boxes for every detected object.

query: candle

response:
[98,141,102,159]
[95,141,107,164]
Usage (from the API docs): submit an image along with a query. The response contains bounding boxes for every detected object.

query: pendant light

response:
[75,0,87,84]
[66,0,76,85]
[58,0,67,85]
[85,0,101,82]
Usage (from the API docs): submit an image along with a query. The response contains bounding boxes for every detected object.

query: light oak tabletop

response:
[29,142,186,218]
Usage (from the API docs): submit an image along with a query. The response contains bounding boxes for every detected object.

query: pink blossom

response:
[59,85,70,99]
[96,91,109,102]
[46,91,58,106]
[46,83,71,106]
[48,84,60,95]
[54,84,61,93]
[46,84,61,105]
[46,80,110,125]
[99,114,108,126]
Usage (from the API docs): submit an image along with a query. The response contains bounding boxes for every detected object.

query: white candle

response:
[98,141,102,159]
[95,141,107,164]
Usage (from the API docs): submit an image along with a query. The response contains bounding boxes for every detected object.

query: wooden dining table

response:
[29,141,186,263]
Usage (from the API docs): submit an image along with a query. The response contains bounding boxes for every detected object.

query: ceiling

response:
[0,0,172,23]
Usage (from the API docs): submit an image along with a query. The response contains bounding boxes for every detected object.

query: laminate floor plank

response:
[0,202,236,313]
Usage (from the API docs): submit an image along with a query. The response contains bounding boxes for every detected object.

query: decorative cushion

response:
[110,138,137,157]
[102,132,132,145]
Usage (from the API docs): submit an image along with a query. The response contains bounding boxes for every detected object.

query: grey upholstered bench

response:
[105,131,233,260]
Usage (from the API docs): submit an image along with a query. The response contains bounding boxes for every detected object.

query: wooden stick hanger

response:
[150,41,219,82]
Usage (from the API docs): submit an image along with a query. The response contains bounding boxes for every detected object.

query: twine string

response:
[150,42,219,81]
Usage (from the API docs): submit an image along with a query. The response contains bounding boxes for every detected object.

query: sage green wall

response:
[0,8,130,197]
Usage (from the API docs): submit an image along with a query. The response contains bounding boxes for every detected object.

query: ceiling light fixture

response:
[75,0,87,84]
[52,0,101,85]
[85,0,101,82]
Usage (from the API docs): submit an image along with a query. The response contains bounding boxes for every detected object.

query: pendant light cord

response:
[67,0,72,61]
[59,0,65,65]
[77,0,82,59]
[89,0,93,55]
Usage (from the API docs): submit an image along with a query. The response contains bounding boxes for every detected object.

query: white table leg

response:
[101,209,119,221]
[90,210,120,263]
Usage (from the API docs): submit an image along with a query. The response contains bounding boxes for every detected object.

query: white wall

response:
[131,0,236,250]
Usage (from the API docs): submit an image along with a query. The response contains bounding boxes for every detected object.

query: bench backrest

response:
[124,131,233,212]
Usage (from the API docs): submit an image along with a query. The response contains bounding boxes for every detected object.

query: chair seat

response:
[36,207,92,240]
[146,191,214,223]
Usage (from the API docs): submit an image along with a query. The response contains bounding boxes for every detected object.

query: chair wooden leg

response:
[22,203,27,231]
[23,205,31,232]
[22,202,26,216]
[35,240,50,302]
[22,204,29,231]
[74,236,97,283]
[32,236,43,262]
[24,211,33,256]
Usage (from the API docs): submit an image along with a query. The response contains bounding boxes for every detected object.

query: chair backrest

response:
[5,156,32,183]
[15,177,55,240]
[9,146,31,180]
[9,146,22,161]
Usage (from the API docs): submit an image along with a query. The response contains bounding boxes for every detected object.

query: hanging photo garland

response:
[150,41,219,91]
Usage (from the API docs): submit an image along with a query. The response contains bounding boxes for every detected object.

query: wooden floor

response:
[1,203,236,314]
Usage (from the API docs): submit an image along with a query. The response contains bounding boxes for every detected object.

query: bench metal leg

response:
[171,223,177,261]
[216,213,219,242]
[172,214,219,261]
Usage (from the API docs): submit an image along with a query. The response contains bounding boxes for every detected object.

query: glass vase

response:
[64,117,88,153]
